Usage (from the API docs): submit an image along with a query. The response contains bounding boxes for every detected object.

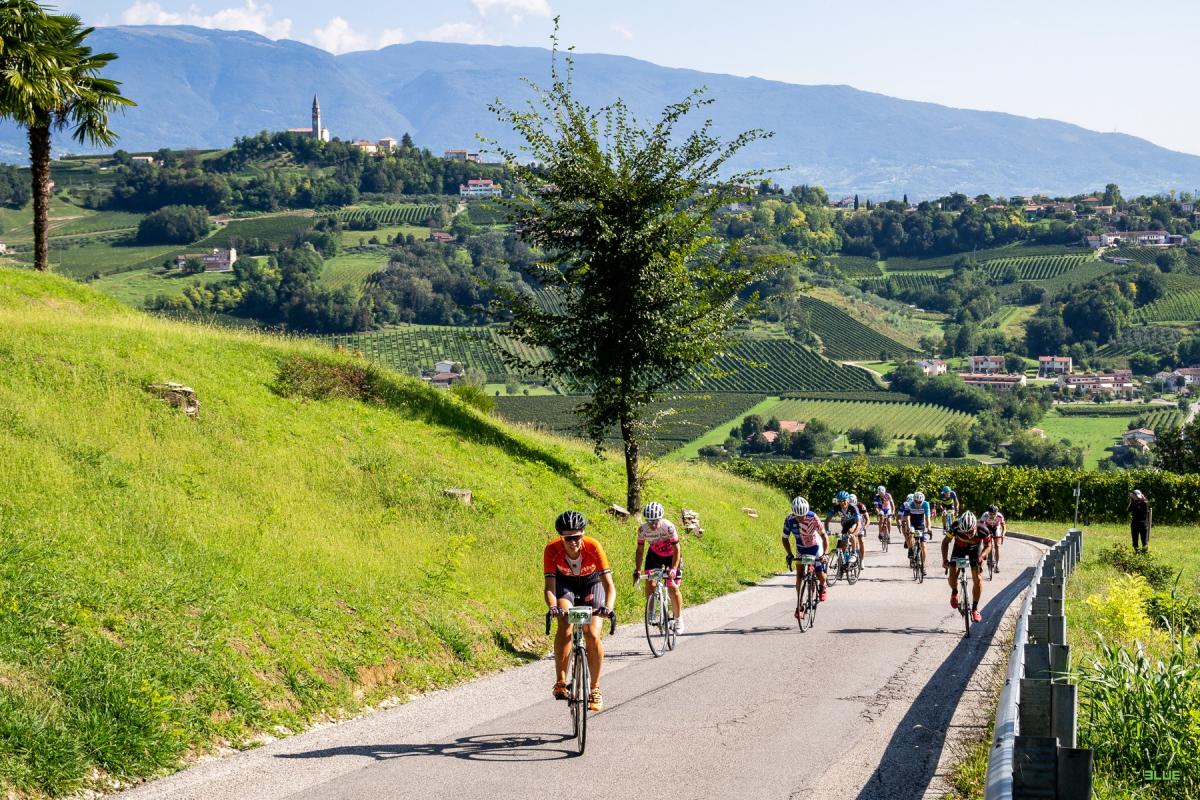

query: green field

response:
[325,325,548,383]
[0,267,788,796]
[336,224,428,249]
[90,266,235,308]
[319,251,389,290]
[199,213,315,249]
[336,204,440,226]
[884,243,1078,271]
[795,295,918,360]
[18,240,178,281]
[984,304,1038,338]
[670,396,973,460]
[1134,288,1200,323]
[1035,409,1131,468]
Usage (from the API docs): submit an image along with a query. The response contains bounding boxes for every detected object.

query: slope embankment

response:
[0,268,784,797]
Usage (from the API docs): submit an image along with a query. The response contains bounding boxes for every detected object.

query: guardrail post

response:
[1019,679,1053,737]
[1049,644,1070,683]
[1056,748,1093,800]
[1014,736,1058,799]
[1048,615,1066,645]
[1052,683,1078,749]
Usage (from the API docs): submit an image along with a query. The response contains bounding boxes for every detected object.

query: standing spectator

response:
[1128,490,1150,552]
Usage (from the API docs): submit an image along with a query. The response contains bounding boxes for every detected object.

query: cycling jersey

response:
[544,536,612,585]
[637,519,680,558]
[940,490,959,510]
[873,492,895,516]
[907,500,932,530]
[784,511,823,548]
[826,503,860,533]
[980,511,1006,536]
[946,522,992,548]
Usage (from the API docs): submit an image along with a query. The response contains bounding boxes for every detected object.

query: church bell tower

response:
[312,95,321,140]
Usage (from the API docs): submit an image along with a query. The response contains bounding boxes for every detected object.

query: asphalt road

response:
[118,529,1043,800]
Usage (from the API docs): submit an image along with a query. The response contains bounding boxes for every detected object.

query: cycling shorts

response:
[795,543,827,573]
[950,542,982,569]
[554,577,607,610]
[910,530,932,543]
[877,508,893,518]
[987,528,1004,540]
[644,551,683,586]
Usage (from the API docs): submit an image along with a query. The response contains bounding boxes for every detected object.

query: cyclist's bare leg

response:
[668,584,683,619]
[994,537,1002,565]
[947,563,958,594]
[919,537,927,568]
[857,531,866,563]
[971,566,983,608]
[554,597,573,683]
[583,618,604,691]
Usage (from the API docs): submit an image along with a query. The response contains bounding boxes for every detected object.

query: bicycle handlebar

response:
[544,608,617,635]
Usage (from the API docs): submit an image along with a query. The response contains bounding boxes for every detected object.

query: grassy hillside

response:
[0,268,785,797]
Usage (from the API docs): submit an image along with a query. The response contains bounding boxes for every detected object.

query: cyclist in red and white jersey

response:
[634,502,685,634]
[782,496,830,605]
[980,505,1006,572]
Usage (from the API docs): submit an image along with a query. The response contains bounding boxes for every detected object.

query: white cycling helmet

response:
[877,485,886,495]
[791,496,809,516]
[906,493,915,503]
[642,501,664,521]
[958,511,978,531]
[914,491,926,504]
[848,493,858,505]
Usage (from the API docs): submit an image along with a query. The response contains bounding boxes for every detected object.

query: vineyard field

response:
[754,398,973,440]
[1112,246,1200,273]
[1134,288,1200,322]
[884,243,1078,271]
[1137,408,1184,430]
[337,204,440,226]
[199,214,316,248]
[323,325,545,382]
[683,339,883,393]
[1097,326,1183,357]
[795,295,918,360]
[830,255,882,276]
[319,252,388,290]
[861,273,942,294]
[981,254,1094,280]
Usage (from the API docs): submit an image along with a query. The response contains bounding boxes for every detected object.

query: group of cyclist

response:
[542,502,683,714]
[543,486,1009,712]
[779,484,1008,623]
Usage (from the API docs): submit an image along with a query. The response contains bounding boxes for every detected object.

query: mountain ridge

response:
[1,25,1198,197]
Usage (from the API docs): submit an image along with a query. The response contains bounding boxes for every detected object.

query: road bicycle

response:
[787,553,823,632]
[985,543,997,581]
[877,514,891,553]
[827,533,861,586]
[639,567,677,657]
[545,606,615,755]
[908,530,928,583]
[952,556,972,637]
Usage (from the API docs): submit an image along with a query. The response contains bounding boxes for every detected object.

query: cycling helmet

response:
[835,490,850,502]
[554,510,587,533]
[913,491,925,504]
[941,485,953,496]
[958,511,978,531]
[988,504,999,515]
[877,485,886,495]
[848,493,858,506]
[791,496,810,516]
[642,501,664,521]
[906,493,915,503]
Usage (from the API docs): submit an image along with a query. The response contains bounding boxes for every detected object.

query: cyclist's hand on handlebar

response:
[632,569,640,586]
[668,568,678,580]
[942,559,950,570]
[549,605,565,617]
[786,554,794,570]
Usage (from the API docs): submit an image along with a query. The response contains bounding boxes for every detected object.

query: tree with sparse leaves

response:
[487,26,778,509]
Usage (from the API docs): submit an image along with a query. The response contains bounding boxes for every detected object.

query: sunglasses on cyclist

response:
[561,533,584,542]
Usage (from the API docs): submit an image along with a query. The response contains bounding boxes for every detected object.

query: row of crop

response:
[1134,288,1200,323]
[982,254,1094,280]
[753,398,972,440]
[1139,408,1184,430]
[1113,246,1200,272]
[884,244,1079,271]
[1097,326,1183,357]
[682,339,883,393]
[830,255,882,276]
[336,204,440,226]
[861,273,941,293]
[1053,404,1149,416]
[726,459,1200,525]
[795,295,917,360]
[781,390,915,403]
[325,326,516,379]
[494,393,768,455]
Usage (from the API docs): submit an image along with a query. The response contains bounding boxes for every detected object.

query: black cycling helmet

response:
[988,504,999,515]
[554,510,587,533]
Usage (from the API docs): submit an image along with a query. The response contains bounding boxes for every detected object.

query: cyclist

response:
[782,496,830,605]
[873,485,895,541]
[938,485,960,532]
[634,501,685,634]
[941,510,992,624]
[906,491,932,576]
[543,510,616,712]
[898,493,914,539]
[824,491,862,569]
[850,493,869,565]
[979,505,1006,572]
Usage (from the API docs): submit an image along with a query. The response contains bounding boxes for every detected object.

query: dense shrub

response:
[135,205,210,245]
[1146,591,1200,633]
[1097,545,1176,591]
[726,459,1200,524]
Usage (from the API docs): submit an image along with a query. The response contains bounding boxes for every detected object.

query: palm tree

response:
[0,1,133,271]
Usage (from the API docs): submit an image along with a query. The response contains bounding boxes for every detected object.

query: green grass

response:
[795,294,918,360]
[319,251,388,290]
[1034,410,1130,469]
[0,266,788,796]
[14,241,178,281]
[336,224,427,249]
[89,267,235,308]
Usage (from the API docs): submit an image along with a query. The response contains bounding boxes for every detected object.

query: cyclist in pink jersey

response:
[634,501,685,634]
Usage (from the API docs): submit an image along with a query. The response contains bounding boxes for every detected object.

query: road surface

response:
[119,529,1043,800]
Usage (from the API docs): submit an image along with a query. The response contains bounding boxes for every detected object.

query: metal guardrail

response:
[985,528,1092,800]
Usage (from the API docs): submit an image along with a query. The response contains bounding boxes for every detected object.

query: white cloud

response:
[471,0,551,17]
[378,28,409,48]
[121,1,293,39]
[610,22,634,41]
[424,22,492,45]
[308,17,370,54]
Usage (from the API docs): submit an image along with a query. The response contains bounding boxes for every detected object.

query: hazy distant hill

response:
[2,25,1198,198]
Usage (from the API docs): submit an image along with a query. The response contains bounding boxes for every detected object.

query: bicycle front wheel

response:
[960,579,972,638]
[804,577,818,628]
[645,592,668,657]
[987,551,996,581]
[827,552,842,586]
[847,553,861,585]
[665,592,678,651]
[571,647,588,752]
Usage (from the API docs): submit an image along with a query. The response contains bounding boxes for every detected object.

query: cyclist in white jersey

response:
[634,502,685,634]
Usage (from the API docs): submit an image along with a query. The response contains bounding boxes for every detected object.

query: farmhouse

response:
[1058,370,1135,397]
[175,248,237,273]
[131,155,158,165]
[1122,428,1157,447]
[777,420,806,433]
[960,373,1027,391]
[0,242,7,254]
[1151,367,1200,386]
[1037,355,1072,378]
[459,179,502,199]
[434,360,459,374]
[428,230,455,244]
[917,358,947,376]
[967,354,1005,374]
[1100,230,1173,246]
[427,372,463,389]
[444,149,481,163]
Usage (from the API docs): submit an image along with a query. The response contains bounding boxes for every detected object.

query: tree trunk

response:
[29,123,52,273]
[620,412,641,513]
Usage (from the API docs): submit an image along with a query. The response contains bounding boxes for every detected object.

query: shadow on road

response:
[853,566,1033,800]
[695,625,793,636]
[275,733,575,764]
[829,626,951,636]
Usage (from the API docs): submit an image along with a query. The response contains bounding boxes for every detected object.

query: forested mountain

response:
[1,25,1199,197]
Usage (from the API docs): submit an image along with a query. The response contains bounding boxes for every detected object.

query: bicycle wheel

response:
[571,647,588,752]
[665,591,678,651]
[644,592,667,657]
[847,551,860,585]
[960,579,971,638]
[804,577,818,629]
[795,581,806,632]
[986,550,996,581]
[827,551,843,586]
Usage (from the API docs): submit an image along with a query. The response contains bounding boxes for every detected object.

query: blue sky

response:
[57,0,1200,155]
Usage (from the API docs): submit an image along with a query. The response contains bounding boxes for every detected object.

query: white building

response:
[176,248,237,273]
[917,358,947,376]
[968,355,1005,375]
[459,179,503,199]
[1037,356,1072,378]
